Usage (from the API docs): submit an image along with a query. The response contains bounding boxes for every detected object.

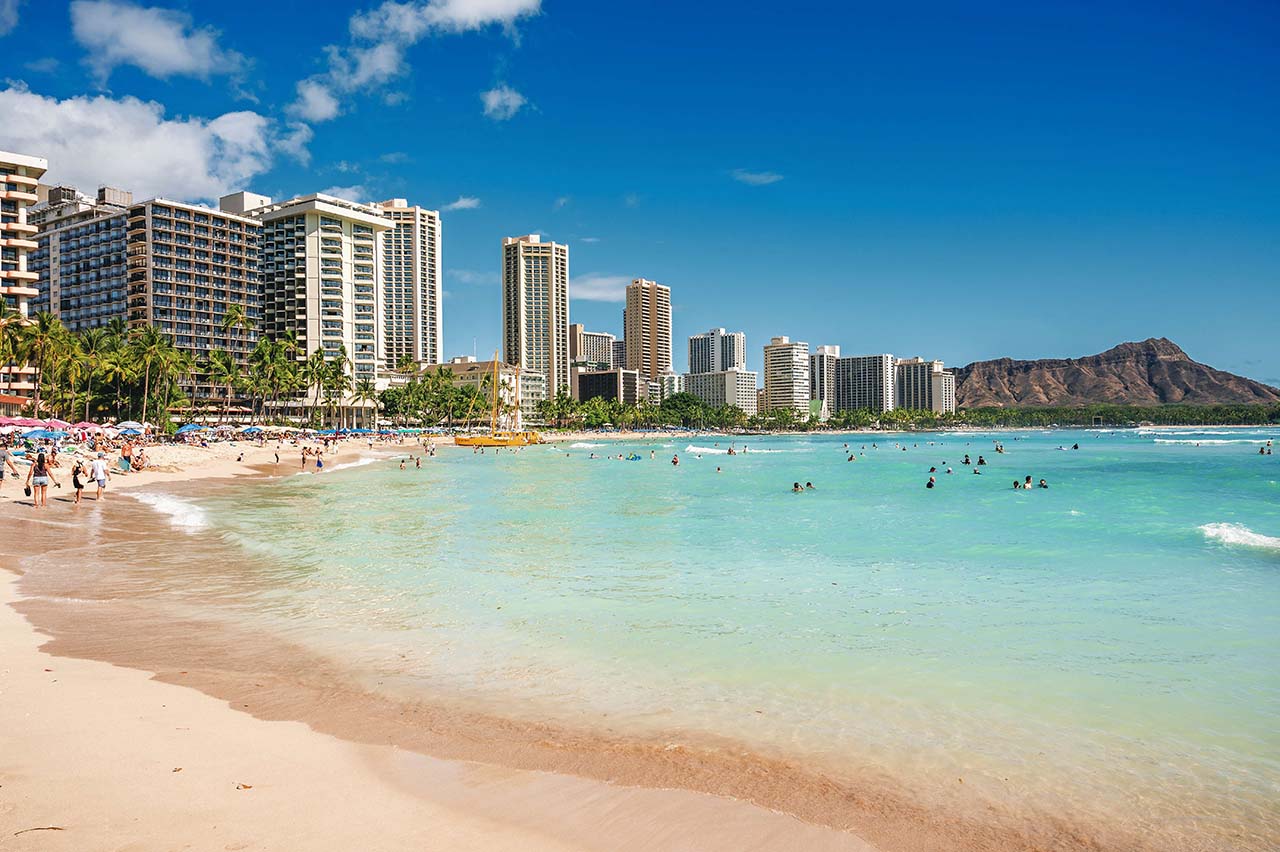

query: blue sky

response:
[1,0,1277,383]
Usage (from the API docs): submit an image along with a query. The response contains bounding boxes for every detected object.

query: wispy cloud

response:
[379,151,409,164]
[579,236,601,243]
[624,192,640,208]
[448,268,499,286]
[289,0,541,123]
[571,274,630,302]
[321,184,369,202]
[24,57,59,74]
[554,195,569,209]
[70,0,246,85]
[443,195,481,211]
[0,0,21,37]
[731,168,783,186]
[481,84,527,120]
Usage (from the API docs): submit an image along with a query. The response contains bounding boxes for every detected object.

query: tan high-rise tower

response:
[623,278,672,382]
[502,235,569,398]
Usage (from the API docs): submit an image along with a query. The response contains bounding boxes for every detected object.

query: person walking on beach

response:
[71,459,86,505]
[0,444,18,493]
[26,452,59,508]
[90,451,111,501]
[121,440,133,472]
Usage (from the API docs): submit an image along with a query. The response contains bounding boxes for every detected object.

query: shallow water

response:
[120,428,1279,848]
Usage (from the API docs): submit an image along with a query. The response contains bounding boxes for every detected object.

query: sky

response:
[1,0,1277,383]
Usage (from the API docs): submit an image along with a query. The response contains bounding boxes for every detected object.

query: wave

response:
[129,492,209,531]
[326,456,380,472]
[570,442,605,449]
[1154,438,1270,445]
[1200,523,1280,551]
[1140,429,1277,437]
[685,445,729,455]
[684,444,789,455]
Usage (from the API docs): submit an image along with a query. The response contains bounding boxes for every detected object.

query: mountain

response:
[953,338,1280,408]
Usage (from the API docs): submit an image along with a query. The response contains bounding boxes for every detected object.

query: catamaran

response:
[454,356,543,448]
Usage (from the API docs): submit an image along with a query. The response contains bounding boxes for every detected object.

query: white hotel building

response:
[834,353,896,413]
[224,192,392,384]
[377,199,442,370]
[0,150,47,400]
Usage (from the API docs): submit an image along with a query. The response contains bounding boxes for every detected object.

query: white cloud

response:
[0,85,282,202]
[321,184,370,202]
[623,193,640,208]
[443,195,481,211]
[70,0,245,83]
[0,0,19,37]
[292,0,541,123]
[553,195,569,209]
[571,274,629,303]
[480,84,526,120]
[24,57,59,74]
[731,168,784,186]
[448,268,498,285]
[290,79,341,123]
[579,236,600,243]
[380,151,409,163]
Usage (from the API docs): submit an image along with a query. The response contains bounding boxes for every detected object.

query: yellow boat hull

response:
[454,431,543,447]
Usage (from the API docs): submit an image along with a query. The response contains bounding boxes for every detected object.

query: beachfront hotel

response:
[688,327,746,374]
[895,356,957,413]
[810,344,840,420]
[502,234,570,399]
[623,278,672,383]
[834,353,896,413]
[376,199,443,371]
[227,192,392,385]
[29,186,133,333]
[762,336,812,415]
[569,322,616,369]
[0,150,48,400]
[125,198,262,398]
[683,368,759,415]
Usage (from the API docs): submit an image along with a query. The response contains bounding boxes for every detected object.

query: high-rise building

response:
[569,322,616,368]
[611,338,626,369]
[376,199,442,370]
[762,336,810,415]
[29,186,132,333]
[231,192,391,384]
[0,150,48,399]
[624,278,671,382]
[895,357,956,413]
[834,354,895,413]
[683,369,759,416]
[688,327,746,374]
[126,198,263,396]
[810,344,839,419]
[656,371,684,401]
[502,234,569,398]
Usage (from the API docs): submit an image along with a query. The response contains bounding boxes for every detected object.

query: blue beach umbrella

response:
[119,428,142,436]
[176,423,205,434]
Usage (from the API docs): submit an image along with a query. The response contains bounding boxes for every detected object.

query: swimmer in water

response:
[1024,476,1033,489]
[1039,478,1048,489]
[672,455,680,466]
[805,482,814,490]
[972,467,982,474]
[926,476,936,489]
[792,482,804,493]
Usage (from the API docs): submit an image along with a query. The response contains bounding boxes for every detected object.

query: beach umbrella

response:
[71,421,100,430]
[13,417,46,427]
[45,418,72,429]
[115,421,144,430]
[176,424,205,434]
[119,428,143,436]
[242,426,262,434]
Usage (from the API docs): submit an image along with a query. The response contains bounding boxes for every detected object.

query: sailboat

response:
[454,356,543,447]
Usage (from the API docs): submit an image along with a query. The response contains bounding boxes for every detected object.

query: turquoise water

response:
[140,428,1280,847]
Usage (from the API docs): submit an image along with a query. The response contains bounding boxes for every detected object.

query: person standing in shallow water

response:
[26,451,59,508]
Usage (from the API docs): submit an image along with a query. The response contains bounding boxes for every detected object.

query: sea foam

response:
[325,456,379,473]
[570,442,605,449]
[129,492,209,531]
[1200,523,1280,551]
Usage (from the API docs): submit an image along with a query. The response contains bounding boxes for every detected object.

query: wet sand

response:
[0,465,1172,852]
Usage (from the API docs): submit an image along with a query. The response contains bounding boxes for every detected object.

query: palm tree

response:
[301,349,328,425]
[77,327,109,422]
[203,348,239,423]
[130,324,169,426]
[220,304,256,345]
[99,346,134,421]
[0,304,27,397]
[352,377,378,429]
[23,312,66,415]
